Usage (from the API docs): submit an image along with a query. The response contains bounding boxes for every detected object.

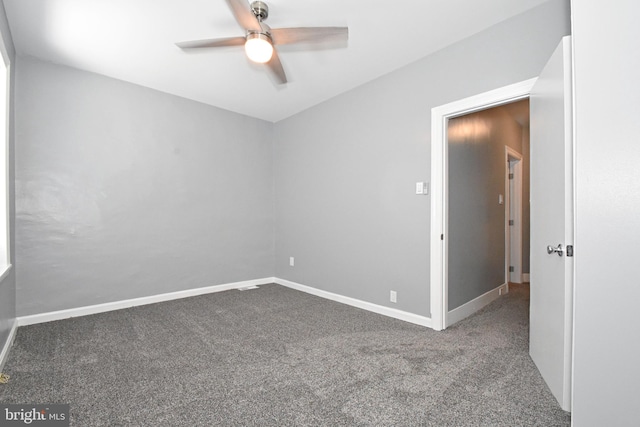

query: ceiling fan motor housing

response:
[250,1,269,21]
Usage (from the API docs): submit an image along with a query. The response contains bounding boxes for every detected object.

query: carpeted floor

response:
[0,283,569,426]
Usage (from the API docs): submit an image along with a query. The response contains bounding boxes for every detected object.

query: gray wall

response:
[571,1,640,424]
[274,0,570,317]
[0,0,16,363]
[447,107,523,310]
[15,57,274,316]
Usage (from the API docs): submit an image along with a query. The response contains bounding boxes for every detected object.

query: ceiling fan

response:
[176,0,348,84]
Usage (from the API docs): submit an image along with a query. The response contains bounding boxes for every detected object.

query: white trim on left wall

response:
[0,320,17,372]
[16,278,276,326]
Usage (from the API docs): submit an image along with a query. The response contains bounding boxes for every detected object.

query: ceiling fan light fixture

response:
[245,33,273,63]
[176,0,349,85]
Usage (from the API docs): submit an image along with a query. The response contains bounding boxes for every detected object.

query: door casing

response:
[506,147,524,284]
[429,78,536,331]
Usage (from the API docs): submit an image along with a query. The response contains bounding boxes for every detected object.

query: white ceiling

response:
[3,0,550,122]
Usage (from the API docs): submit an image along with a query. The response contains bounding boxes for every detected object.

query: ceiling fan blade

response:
[270,27,348,45]
[225,0,262,32]
[176,37,246,49]
[266,49,287,84]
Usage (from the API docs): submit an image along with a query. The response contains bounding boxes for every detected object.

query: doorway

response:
[429,79,535,331]
[444,99,529,326]
[507,147,524,285]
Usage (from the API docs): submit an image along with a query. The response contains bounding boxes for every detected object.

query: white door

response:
[529,36,574,412]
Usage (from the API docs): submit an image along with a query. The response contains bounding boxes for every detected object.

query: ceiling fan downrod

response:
[250,1,269,22]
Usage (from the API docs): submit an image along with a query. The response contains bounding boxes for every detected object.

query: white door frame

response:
[506,147,524,284]
[429,78,536,331]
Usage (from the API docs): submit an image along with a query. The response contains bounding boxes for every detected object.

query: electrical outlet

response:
[289,257,294,267]
[390,290,397,303]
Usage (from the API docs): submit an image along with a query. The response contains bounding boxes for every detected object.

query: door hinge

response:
[509,173,514,180]
[509,220,514,226]
[566,245,574,257]
[441,234,444,241]
[509,266,515,272]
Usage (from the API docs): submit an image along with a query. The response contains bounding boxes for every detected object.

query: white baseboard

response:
[14,276,432,331]
[522,273,530,283]
[274,278,432,328]
[447,283,508,327]
[16,277,276,327]
[0,320,17,372]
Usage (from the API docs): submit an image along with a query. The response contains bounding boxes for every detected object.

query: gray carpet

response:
[0,283,570,426]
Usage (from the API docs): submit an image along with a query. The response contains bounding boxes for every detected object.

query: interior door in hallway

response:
[529,36,574,412]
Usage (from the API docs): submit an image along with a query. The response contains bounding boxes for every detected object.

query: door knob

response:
[547,244,564,257]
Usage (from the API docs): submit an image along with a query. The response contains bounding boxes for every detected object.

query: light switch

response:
[416,182,429,195]
[499,194,504,205]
